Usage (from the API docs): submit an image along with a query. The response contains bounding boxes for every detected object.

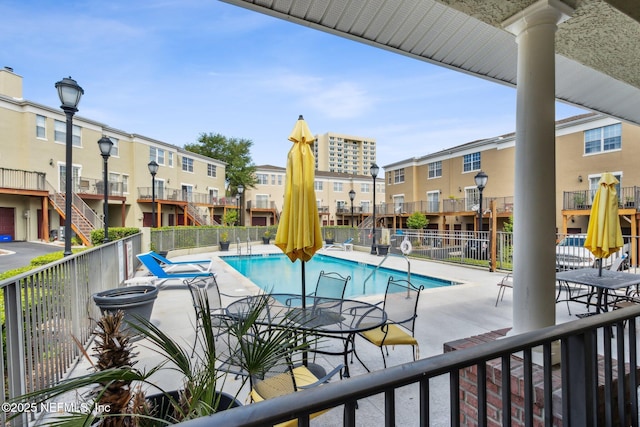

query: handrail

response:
[362,236,411,294]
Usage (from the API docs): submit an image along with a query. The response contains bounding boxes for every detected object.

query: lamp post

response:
[237,184,244,226]
[370,163,379,254]
[98,136,113,243]
[349,189,356,227]
[235,194,240,225]
[148,161,159,228]
[55,77,84,256]
[474,170,488,231]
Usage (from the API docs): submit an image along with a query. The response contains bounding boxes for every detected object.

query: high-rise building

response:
[313,132,376,175]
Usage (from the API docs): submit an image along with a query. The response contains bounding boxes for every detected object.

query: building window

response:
[54,120,81,146]
[428,161,442,179]
[257,174,268,185]
[584,123,621,154]
[333,182,343,192]
[109,137,119,157]
[168,152,173,167]
[271,174,276,185]
[463,152,481,172]
[361,183,370,193]
[122,174,129,193]
[150,147,166,165]
[36,115,46,139]
[314,181,323,191]
[182,156,194,173]
[256,194,269,208]
[207,164,217,177]
[427,191,440,213]
[394,169,405,184]
[278,175,282,185]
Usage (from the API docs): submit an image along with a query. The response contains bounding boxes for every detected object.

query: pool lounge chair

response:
[323,238,354,251]
[144,251,214,273]
[136,252,217,289]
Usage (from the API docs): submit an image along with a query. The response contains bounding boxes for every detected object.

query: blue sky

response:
[1,0,587,170]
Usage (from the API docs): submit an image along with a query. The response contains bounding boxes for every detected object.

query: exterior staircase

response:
[186,202,219,226]
[359,215,372,230]
[47,182,101,246]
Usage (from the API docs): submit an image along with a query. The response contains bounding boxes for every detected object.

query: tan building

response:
[244,165,384,227]
[313,132,376,175]
[0,68,227,244]
[382,112,640,237]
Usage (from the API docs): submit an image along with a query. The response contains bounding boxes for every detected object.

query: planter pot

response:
[377,244,390,256]
[262,237,271,244]
[146,390,241,421]
[219,241,230,251]
[325,239,335,245]
[92,285,158,333]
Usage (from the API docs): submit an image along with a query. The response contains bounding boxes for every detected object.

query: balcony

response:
[564,187,639,210]
[5,235,640,426]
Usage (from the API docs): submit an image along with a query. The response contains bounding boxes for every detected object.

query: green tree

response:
[503,215,514,232]
[184,133,257,194]
[407,212,428,229]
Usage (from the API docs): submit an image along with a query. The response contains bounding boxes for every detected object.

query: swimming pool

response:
[220,253,459,297]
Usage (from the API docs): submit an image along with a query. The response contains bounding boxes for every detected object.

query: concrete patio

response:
[67,244,582,426]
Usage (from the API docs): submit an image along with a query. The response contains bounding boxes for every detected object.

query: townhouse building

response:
[244,165,384,227]
[0,68,227,244]
[381,112,640,239]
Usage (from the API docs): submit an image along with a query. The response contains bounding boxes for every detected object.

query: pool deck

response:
[66,243,581,426]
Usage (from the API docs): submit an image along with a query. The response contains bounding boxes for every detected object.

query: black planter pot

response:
[377,244,390,256]
[325,239,335,245]
[92,285,158,333]
[262,237,271,244]
[219,241,230,251]
[146,390,241,421]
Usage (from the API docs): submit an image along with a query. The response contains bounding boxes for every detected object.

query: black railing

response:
[178,306,640,427]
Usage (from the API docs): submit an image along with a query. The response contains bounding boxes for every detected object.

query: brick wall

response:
[444,328,635,426]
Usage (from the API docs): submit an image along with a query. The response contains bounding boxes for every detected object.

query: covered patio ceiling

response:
[221,0,640,126]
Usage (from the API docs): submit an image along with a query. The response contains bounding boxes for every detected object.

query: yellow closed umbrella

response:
[584,172,624,275]
[275,115,323,304]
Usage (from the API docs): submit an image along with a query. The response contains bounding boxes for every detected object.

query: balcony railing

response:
[0,167,46,191]
[564,186,640,210]
[0,234,142,426]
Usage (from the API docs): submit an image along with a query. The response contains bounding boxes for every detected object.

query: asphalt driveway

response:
[0,241,63,273]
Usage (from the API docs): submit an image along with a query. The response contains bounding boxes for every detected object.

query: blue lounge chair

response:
[136,252,217,289]
[146,251,213,273]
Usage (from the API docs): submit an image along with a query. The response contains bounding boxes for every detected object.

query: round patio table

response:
[226,293,387,377]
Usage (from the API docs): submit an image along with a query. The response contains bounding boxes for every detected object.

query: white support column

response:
[503,0,573,334]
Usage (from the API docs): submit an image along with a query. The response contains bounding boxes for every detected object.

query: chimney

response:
[0,67,23,99]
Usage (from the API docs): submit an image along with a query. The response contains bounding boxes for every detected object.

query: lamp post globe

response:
[237,184,244,226]
[98,136,113,243]
[474,171,488,232]
[370,163,379,254]
[55,77,83,256]
[148,161,159,228]
[349,189,356,227]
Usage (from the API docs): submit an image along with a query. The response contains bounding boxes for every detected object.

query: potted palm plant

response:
[262,229,273,244]
[324,230,335,245]
[377,228,391,256]
[219,231,230,251]
[10,290,309,426]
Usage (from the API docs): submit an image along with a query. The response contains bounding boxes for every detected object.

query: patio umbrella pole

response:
[302,260,308,366]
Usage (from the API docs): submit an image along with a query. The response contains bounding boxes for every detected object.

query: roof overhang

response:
[221,0,640,125]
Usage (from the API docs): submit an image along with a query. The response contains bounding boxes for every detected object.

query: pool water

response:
[221,253,458,297]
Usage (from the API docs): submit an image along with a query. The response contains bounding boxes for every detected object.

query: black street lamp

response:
[98,136,113,243]
[148,161,159,228]
[235,194,240,225]
[474,170,489,231]
[237,184,244,226]
[370,163,379,254]
[349,189,356,227]
[55,77,84,256]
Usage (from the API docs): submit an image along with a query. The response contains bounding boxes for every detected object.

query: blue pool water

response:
[221,253,458,297]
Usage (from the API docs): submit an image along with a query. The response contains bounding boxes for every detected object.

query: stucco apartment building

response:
[382,112,640,237]
[245,165,384,227]
[0,68,227,243]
